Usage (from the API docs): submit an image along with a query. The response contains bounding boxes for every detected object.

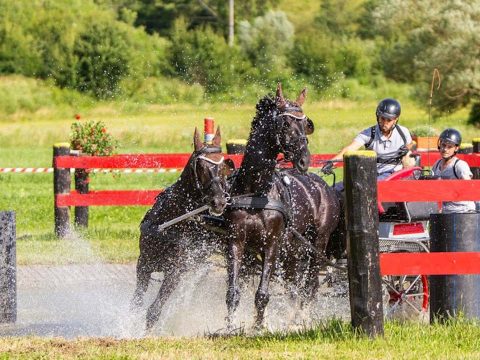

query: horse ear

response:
[296,87,307,106]
[193,127,203,151]
[304,118,314,135]
[276,82,286,109]
[212,126,221,147]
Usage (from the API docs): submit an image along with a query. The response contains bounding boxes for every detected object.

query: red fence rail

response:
[53,151,480,207]
[53,153,336,207]
[380,252,480,276]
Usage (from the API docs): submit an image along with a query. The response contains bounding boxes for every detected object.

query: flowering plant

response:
[70,120,118,156]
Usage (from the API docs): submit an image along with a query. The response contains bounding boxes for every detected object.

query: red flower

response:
[101,128,106,133]
[74,114,81,120]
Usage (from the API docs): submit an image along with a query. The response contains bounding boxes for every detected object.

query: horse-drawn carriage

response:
[377,166,435,319]
[321,163,434,319]
[132,85,436,331]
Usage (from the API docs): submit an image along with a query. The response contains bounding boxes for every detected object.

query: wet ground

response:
[0,262,351,338]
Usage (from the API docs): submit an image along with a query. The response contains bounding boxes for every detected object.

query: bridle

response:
[273,104,310,161]
[192,145,230,202]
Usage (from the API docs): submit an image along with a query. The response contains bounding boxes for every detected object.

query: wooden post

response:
[0,211,16,323]
[344,150,384,337]
[53,143,71,237]
[74,168,89,228]
[430,213,480,323]
[226,139,247,154]
[472,138,480,180]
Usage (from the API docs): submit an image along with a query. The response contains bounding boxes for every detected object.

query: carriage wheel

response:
[382,274,429,320]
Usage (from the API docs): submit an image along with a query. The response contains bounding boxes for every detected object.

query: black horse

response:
[131,127,233,330]
[224,84,341,330]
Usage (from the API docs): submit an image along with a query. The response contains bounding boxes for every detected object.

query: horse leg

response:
[130,254,152,309]
[305,233,330,301]
[226,229,246,331]
[254,236,279,330]
[146,268,180,331]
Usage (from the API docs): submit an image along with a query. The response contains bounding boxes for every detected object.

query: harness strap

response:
[228,196,288,223]
[434,158,460,179]
[453,158,460,179]
[365,125,376,149]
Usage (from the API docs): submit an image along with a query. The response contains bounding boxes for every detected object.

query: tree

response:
[237,10,294,83]
[372,0,480,114]
[130,0,275,38]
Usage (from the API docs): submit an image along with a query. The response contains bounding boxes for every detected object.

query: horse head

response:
[192,127,234,216]
[274,83,313,173]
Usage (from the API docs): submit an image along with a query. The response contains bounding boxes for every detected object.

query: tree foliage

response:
[129,0,276,38]
[372,0,480,114]
[169,19,245,94]
[238,10,294,83]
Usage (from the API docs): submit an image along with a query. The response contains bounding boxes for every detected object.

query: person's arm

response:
[402,142,416,168]
[457,161,474,180]
[331,139,364,161]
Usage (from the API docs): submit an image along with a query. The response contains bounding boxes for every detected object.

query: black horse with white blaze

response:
[131,127,233,330]
[224,84,341,330]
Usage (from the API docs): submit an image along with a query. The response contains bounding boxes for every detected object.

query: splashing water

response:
[0,231,350,338]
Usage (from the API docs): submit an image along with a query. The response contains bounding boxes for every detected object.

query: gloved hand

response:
[397,145,409,157]
[321,160,334,175]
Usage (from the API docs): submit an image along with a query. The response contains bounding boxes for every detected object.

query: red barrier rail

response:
[53,152,480,169]
[53,153,480,207]
[55,190,162,206]
[54,153,336,169]
[378,179,480,202]
[380,252,480,276]
[418,152,480,167]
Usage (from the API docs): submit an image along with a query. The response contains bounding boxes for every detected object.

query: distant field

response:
[1,100,478,264]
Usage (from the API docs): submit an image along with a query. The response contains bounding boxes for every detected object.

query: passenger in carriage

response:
[432,128,476,214]
[327,98,415,191]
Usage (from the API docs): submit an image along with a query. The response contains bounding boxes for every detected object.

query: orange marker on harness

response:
[204,117,214,144]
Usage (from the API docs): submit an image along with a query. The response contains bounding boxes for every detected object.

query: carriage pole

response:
[53,143,71,237]
[0,211,16,323]
[344,150,384,337]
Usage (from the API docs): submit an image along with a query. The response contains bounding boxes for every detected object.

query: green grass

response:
[1,320,480,358]
[1,100,479,265]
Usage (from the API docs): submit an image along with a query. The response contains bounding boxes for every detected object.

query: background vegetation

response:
[1,0,480,121]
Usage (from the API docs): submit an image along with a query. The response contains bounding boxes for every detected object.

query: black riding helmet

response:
[438,128,462,149]
[376,98,401,120]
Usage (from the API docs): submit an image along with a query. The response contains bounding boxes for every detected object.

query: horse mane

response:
[251,95,276,131]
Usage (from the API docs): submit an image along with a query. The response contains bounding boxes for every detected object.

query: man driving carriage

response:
[330,98,415,180]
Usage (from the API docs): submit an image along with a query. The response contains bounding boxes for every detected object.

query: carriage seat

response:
[378,167,438,223]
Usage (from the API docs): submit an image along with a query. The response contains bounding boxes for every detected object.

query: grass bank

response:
[1,320,480,358]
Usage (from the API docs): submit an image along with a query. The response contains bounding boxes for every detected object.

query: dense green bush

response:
[73,21,130,99]
[169,19,249,94]
[238,10,295,85]
[124,76,205,105]
[0,0,169,100]
[468,103,480,128]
